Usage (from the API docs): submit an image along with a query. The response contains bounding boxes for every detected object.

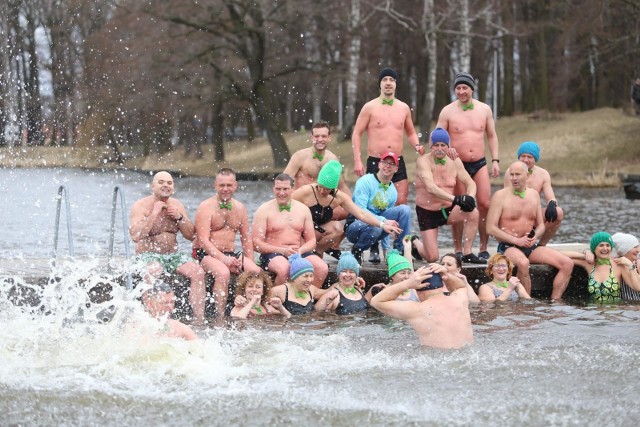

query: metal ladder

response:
[108,185,133,289]
[52,185,75,262]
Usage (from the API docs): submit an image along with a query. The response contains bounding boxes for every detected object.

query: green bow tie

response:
[434,157,446,165]
[295,290,307,299]
[343,287,357,294]
[279,203,291,212]
[513,189,526,198]
[252,305,263,314]
[219,201,232,210]
[495,281,509,288]
[379,183,390,191]
[312,152,324,161]
[528,169,534,175]
[461,102,474,111]
[382,98,394,106]
[597,258,611,265]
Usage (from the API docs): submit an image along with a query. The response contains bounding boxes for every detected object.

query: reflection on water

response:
[1,167,638,258]
[2,168,640,425]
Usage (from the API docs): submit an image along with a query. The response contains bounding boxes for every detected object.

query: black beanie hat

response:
[379,67,398,85]
[454,72,475,91]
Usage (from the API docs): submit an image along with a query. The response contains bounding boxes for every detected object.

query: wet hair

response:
[485,254,514,280]
[217,167,236,179]
[235,271,273,306]
[441,253,462,270]
[274,173,294,187]
[312,121,331,135]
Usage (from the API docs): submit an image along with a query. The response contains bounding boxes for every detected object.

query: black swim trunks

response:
[192,248,237,262]
[366,156,408,182]
[259,251,316,271]
[497,242,539,258]
[416,205,452,231]
[462,157,487,178]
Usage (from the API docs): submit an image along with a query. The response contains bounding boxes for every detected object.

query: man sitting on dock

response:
[129,171,206,325]
[252,173,328,289]
[503,141,563,246]
[487,161,573,300]
[192,168,261,318]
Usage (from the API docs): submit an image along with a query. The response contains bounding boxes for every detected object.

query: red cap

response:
[380,151,399,166]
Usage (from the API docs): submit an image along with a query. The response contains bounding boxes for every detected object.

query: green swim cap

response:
[590,231,614,253]
[317,160,342,190]
[386,249,412,278]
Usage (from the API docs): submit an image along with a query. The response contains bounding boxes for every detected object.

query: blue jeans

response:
[345,205,411,252]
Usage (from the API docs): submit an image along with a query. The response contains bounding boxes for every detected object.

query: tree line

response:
[1,0,639,167]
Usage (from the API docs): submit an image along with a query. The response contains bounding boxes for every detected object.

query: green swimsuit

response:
[588,265,621,303]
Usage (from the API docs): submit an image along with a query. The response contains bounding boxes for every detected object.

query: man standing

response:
[252,174,328,288]
[503,141,563,246]
[345,151,411,265]
[371,264,474,349]
[414,128,482,263]
[486,161,573,300]
[193,168,261,318]
[436,72,499,261]
[352,67,423,261]
[129,171,206,325]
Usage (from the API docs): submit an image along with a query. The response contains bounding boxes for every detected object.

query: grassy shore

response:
[2,107,639,186]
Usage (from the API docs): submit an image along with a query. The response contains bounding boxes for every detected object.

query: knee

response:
[515,258,530,272]
[315,263,328,278]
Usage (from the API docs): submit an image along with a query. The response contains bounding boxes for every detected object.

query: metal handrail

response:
[108,185,133,289]
[53,185,75,259]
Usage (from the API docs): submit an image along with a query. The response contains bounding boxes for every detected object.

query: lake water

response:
[1,167,640,426]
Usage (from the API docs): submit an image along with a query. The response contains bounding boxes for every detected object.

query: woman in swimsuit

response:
[315,252,368,315]
[231,271,291,319]
[478,253,531,302]
[268,254,325,315]
[440,253,481,304]
[570,232,640,303]
[291,160,401,258]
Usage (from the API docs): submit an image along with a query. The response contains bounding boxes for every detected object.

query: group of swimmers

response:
[129,67,640,347]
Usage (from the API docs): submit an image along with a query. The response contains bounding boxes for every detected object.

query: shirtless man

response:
[141,280,197,341]
[436,72,499,261]
[503,141,563,246]
[284,121,351,258]
[486,161,573,299]
[129,171,206,325]
[193,168,261,318]
[371,264,474,349]
[352,67,423,262]
[252,174,328,288]
[414,128,481,263]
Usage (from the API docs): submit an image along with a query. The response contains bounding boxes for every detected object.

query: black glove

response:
[545,200,558,222]
[452,195,476,212]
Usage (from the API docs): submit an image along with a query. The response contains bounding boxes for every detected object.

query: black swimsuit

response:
[335,289,368,315]
[283,286,314,314]
[309,186,335,226]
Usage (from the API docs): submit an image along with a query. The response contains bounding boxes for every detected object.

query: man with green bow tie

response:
[252,173,328,289]
[414,128,482,264]
[192,168,261,318]
[486,161,573,300]
[436,71,500,262]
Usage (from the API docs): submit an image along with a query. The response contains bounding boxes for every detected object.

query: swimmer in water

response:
[141,280,197,341]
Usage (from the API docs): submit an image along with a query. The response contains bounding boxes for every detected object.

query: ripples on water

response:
[2,168,640,425]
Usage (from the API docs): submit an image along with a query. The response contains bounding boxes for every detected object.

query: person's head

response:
[235,271,273,306]
[386,249,413,284]
[378,67,398,95]
[507,160,529,190]
[378,151,399,179]
[611,232,640,260]
[337,252,360,286]
[317,160,342,195]
[215,167,238,201]
[517,141,540,171]
[141,280,176,318]
[430,128,450,159]
[590,231,614,259]
[151,171,174,200]
[441,253,462,274]
[454,72,475,102]
[485,254,513,281]
[273,173,294,204]
[311,121,331,151]
[289,254,314,288]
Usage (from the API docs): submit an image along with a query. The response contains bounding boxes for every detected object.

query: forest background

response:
[1,0,639,184]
